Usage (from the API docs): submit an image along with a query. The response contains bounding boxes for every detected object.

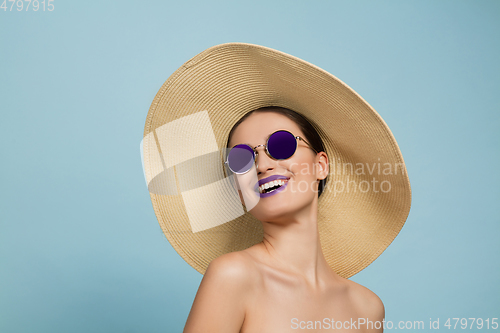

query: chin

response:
[248,200,294,223]
[254,195,317,221]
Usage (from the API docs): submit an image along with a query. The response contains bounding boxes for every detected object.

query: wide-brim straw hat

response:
[142,42,411,278]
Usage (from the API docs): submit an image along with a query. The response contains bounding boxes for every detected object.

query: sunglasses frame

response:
[225,130,318,175]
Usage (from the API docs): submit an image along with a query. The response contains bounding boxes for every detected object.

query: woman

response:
[184,107,385,332]
[142,43,411,333]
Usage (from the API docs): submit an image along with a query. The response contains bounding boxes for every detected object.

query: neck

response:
[258,197,335,286]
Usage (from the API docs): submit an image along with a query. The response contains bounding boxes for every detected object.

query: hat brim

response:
[143,43,411,278]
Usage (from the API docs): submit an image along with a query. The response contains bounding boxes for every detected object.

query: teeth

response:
[258,179,287,193]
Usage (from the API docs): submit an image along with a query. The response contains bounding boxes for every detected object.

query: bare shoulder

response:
[345,279,385,321]
[204,250,261,287]
[183,251,260,332]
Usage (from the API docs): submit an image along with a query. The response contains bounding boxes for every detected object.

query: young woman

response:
[183,107,385,332]
[142,43,411,333]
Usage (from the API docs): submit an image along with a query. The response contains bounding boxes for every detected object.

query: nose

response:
[254,146,276,174]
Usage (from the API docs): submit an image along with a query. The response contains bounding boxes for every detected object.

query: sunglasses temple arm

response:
[297,136,318,154]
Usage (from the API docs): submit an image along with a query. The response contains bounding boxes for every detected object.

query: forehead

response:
[229,112,305,147]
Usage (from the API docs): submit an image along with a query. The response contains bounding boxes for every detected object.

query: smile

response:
[254,175,289,198]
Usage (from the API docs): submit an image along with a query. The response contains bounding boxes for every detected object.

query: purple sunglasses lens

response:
[227,144,255,173]
[267,131,297,159]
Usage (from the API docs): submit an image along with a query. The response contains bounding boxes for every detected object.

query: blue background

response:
[1,1,499,332]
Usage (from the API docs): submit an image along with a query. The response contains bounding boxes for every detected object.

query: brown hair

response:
[226,106,328,197]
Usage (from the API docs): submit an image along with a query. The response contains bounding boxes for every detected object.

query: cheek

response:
[285,159,319,195]
[286,156,317,178]
[234,170,261,210]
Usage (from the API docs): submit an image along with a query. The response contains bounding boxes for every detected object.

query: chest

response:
[240,278,366,333]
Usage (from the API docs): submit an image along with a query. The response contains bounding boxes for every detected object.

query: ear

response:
[315,152,329,181]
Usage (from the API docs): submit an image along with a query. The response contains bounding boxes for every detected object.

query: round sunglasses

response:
[225,130,318,174]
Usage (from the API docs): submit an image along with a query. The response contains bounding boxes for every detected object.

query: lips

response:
[253,175,290,198]
[258,175,289,186]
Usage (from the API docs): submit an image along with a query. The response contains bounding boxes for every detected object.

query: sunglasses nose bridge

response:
[252,144,266,152]
[253,144,277,172]
[251,144,268,160]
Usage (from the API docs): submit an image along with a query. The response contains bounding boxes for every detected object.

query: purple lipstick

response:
[254,175,289,198]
